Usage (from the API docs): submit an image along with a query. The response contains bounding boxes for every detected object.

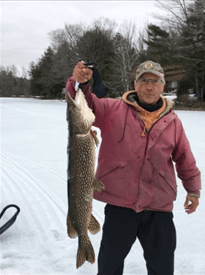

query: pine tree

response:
[153,0,205,100]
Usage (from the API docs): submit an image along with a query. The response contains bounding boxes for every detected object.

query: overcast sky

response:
[1,1,166,75]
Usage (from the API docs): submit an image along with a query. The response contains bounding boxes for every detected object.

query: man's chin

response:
[143,99,156,105]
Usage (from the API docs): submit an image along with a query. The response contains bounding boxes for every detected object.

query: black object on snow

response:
[0,204,20,235]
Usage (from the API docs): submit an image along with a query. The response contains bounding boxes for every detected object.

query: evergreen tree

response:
[179,0,205,99]
[29,61,44,97]
[144,24,179,66]
[153,0,205,100]
[76,25,116,97]
[0,65,29,97]
[29,47,65,98]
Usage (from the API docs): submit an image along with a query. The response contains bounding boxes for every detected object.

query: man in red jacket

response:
[66,60,201,275]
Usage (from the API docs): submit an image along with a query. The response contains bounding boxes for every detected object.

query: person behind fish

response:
[66,60,201,275]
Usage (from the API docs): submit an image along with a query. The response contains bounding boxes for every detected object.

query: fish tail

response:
[76,236,95,268]
[67,212,77,238]
[88,214,101,234]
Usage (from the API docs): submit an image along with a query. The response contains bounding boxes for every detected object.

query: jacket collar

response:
[122,90,175,117]
[122,91,175,136]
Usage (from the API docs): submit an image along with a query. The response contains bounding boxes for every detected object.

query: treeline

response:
[0,65,30,97]
[29,19,142,99]
[146,0,205,101]
[1,0,205,100]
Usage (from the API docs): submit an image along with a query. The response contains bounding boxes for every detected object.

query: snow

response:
[0,97,204,275]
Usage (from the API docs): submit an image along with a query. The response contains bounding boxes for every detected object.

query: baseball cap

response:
[135,60,164,81]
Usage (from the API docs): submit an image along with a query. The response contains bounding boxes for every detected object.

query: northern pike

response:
[66,87,104,268]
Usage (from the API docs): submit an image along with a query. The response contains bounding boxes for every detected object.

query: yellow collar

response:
[122,91,166,136]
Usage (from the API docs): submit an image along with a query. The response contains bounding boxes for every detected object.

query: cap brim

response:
[136,70,164,80]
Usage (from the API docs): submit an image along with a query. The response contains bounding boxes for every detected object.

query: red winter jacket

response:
[66,77,201,213]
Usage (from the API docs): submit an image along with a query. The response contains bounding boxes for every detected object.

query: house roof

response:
[129,64,186,82]
[163,65,186,81]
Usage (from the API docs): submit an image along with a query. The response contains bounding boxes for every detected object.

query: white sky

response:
[1,1,166,74]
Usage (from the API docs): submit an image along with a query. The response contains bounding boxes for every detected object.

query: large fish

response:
[66,86,104,269]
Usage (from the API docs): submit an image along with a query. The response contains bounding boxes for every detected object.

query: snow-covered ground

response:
[0,97,204,275]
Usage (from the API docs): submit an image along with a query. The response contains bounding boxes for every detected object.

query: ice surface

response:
[0,98,204,274]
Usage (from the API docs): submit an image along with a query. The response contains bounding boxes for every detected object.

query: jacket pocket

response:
[158,169,177,196]
[96,161,126,180]
[95,158,127,199]
[151,169,177,208]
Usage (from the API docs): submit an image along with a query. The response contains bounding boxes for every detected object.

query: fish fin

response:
[77,236,95,268]
[90,129,99,146]
[93,134,99,147]
[92,179,104,192]
[88,214,101,234]
[67,212,77,238]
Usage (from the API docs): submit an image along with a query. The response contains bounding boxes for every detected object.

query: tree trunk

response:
[195,67,199,99]
[201,63,205,101]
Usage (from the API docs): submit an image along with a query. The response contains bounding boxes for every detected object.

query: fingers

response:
[73,62,93,84]
[184,195,199,214]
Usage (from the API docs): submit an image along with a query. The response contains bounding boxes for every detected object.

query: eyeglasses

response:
[137,78,164,85]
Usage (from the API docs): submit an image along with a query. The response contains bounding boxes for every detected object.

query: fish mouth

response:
[67,89,95,130]
[66,92,81,109]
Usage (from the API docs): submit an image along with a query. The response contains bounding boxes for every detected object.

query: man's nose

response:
[146,83,153,90]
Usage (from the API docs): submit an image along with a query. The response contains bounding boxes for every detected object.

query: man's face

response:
[134,73,165,105]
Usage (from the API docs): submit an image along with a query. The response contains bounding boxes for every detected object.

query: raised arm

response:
[66,62,110,131]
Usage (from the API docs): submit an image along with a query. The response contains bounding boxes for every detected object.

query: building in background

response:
[163,65,186,93]
[129,64,186,94]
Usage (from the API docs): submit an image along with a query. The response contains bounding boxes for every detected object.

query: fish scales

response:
[66,88,104,269]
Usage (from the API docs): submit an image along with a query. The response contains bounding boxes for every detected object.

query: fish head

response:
[67,89,95,134]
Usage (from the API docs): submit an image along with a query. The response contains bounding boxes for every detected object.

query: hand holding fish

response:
[73,62,93,84]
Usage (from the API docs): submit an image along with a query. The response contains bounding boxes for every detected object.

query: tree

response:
[0,65,30,97]
[144,24,177,66]
[29,18,149,98]
[29,61,43,97]
[76,22,116,96]
[29,47,65,98]
[0,67,13,96]
[180,0,205,99]
[48,18,142,98]
[49,23,84,78]
[111,21,140,94]
[154,0,205,100]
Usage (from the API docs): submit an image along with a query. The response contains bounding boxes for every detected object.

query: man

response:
[66,60,201,275]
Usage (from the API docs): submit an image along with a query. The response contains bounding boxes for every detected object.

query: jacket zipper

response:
[140,113,169,166]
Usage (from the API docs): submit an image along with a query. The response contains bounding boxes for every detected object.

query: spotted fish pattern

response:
[66,88,104,268]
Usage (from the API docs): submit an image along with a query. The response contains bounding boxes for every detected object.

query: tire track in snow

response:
[1,169,49,242]
[2,150,104,226]
[2,150,66,182]
[1,153,66,214]
[1,153,67,241]
[1,102,64,121]
[1,151,104,250]
[1,153,69,274]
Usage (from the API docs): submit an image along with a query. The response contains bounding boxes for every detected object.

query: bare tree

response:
[48,23,84,80]
[111,21,141,93]
[153,0,205,100]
